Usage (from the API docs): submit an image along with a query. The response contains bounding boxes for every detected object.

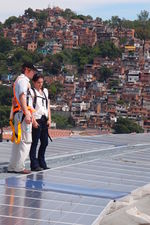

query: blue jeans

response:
[30,116,48,169]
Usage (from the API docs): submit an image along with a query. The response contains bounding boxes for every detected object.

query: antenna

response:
[48,1,53,9]
[51,1,54,9]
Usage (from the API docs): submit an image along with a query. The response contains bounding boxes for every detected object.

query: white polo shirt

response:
[30,88,49,119]
[14,74,33,108]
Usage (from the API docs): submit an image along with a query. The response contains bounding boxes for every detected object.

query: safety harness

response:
[31,87,53,142]
[9,78,35,144]
[31,87,48,109]
[9,119,21,144]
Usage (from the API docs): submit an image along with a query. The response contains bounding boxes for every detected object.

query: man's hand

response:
[25,111,32,124]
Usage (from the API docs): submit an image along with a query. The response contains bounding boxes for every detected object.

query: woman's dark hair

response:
[32,73,44,82]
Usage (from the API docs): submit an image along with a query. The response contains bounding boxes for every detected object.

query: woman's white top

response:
[30,88,49,119]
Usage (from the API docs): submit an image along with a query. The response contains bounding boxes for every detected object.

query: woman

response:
[30,74,51,171]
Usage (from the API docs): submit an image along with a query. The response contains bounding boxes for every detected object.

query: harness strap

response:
[10,77,35,144]
[32,88,48,109]
[13,82,35,115]
[43,90,48,109]
[13,82,21,113]
[9,119,21,144]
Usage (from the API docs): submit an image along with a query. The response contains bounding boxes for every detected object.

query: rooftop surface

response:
[0,133,150,225]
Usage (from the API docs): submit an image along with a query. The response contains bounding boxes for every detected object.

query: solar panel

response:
[0,134,150,224]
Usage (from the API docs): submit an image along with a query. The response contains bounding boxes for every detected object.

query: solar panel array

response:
[0,134,150,224]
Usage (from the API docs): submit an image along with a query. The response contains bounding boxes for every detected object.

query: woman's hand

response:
[47,119,51,128]
[32,118,39,128]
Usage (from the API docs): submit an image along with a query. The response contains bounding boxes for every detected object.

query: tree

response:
[136,10,150,54]
[137,10,149,22]
[71,45,93,72]
[4,16,21,28]
[117,99,125,105]
[0,37,13,53]
[98,41,121,59]
[120,37,128,45]
[86,15,93,20]
[0,106,11,133]
[24,8,37,19]
[113,117,144,134]
[37,39,46,48]
[9,47,42,74]
[48,82,63,100]
[0,52,6,60]
[51,113,75,129]
[110,16,122,30]
[43,53,63,75]
[37,11,48,29]
[98,66,113,82]
[120,18,134,29]
[0,61,9,76]
[0,22,3,36]
[49,83,57,99]
[0,85,12,138]
[109,79,119,89]
[96,17,102,23]
[62,8,77,21]
[0,85,12,106]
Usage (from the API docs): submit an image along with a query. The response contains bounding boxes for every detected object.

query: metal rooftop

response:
[0,133,150,225]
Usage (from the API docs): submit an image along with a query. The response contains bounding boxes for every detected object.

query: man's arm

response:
[19,93,31,124]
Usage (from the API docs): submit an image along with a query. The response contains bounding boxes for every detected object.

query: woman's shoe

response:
[43,167,50,170]
[31,167,43,172]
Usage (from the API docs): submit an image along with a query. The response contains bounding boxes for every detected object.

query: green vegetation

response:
[105,10,150,49]
[0,45,43,76]
[109,79,119,89]
[37,11,48,29]
[4,16,22,28]
[24,8,37,19]
[113,117,144,134]
[37,39,46,48]
[48,81,63,101]
[0,37,14,76]
[35,41,121,75]
[52,113,75,129]
[98,42,122,58]
[0,85,12,132]
[43,54,63,75]
[117,99,125,105]
[45,42,121,74]
[60,8,92,21]
[0,22,3,37]
[0,106,11,129]
[0,85,12,106]
[0,37,14,53]
[98,66,113,82]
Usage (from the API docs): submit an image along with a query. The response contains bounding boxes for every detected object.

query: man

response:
[8,62,37,174]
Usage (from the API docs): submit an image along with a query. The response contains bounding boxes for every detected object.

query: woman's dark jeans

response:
[30,116,48,170]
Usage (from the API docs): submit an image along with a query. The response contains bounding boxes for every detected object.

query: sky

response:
[0,0,150,23]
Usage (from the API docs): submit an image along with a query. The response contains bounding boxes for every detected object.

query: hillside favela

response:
[1,7,150,135]
[2,6,150,225]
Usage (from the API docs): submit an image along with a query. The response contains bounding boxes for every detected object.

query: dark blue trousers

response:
[30,116,48,170]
